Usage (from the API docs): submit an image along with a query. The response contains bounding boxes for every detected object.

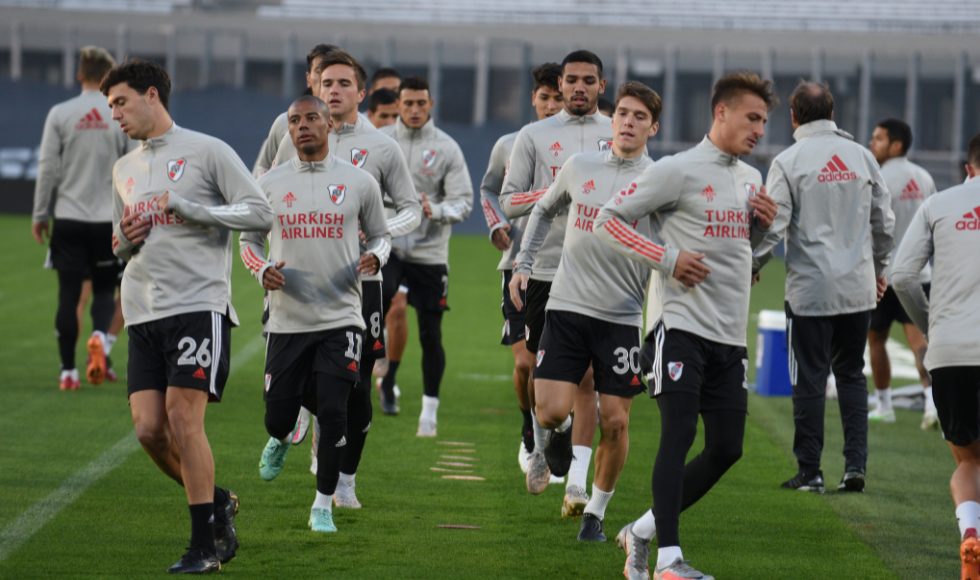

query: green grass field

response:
[0,214,959,579]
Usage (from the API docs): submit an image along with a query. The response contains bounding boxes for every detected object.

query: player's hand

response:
[420,192,433,219]
[673,251,711,288]
[509,271,529,310]
[155,191,172,214]
[358,253,380,276]
[876,275,887,302]
[121,205,151,244]
[31,221,49,244]
[263,261,286,290]
[751,271,761,286]
[491,224,511,251]
[749,185,777,229]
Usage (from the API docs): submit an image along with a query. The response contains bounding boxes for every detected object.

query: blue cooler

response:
[755,310,792,396]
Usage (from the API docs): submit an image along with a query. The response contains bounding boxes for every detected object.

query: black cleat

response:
[781,470,826,493]
[167,545,220,574]
[544,419,574,477]
[837,470,866,492]
[214,488,240,564]
[577,513,607,542]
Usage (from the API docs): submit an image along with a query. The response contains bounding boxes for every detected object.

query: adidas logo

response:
[193,367,207,380]
[630,375,641,387]
[549,142,564,156]
[818,155,857,182]
[347,360,358,372]
[75,108,108,130]
[373,339,384,351]
[582,180,595,195]
[282,192,296,208]
[956,206,980,231]
[899,179,924,201]
[701,185,716,202]
[336,436,346,448]
[124,177,134,195]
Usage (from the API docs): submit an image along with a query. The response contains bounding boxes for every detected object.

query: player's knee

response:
[264,412,295,441]
[514,353,534,376]
[418,322,443,347]
[600,411,629,441]
[315,412,347,446]
[135,424,170,455]
[534,404,565,430]
[706,441,743,469]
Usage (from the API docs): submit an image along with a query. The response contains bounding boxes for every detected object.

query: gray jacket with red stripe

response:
[594,136,767,347]
[479,131,527,271]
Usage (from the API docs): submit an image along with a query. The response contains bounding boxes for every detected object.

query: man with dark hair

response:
[480,62,563,476]
[252,44,338,177]
[968,134,980,179]
[891,132,980,580]
[378,75,473,437]
[241,95,391,533]
[32,45,131,391]
[498,50,610,514]
[102,58,274,573]
[596,71,778,580]
[867,118,937,428]
[368,88,399,128]
[370,67,402,94]
[758,79,894,495]
[510,81,660,543]
[597,97,615,117]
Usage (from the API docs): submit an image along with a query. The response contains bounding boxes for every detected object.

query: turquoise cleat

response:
[309,508,337,532]
[258,436,292,481]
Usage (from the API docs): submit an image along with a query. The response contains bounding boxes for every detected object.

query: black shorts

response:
[534,310,645,398]
[381,253,449,314]
[524,279,552,353]
[932,366,980,447]
[127,311,231,402]
[362,280,385,361]
[263,326,364,402]
[501,270,527,346]
[646,324,748,412]
[870,284,931,332]
[48,219,120,277]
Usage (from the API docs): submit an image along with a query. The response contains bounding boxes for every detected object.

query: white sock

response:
[313,491,333,512]
[924,386,936,413]
[876,387,892,412]
[60,369,78,381]
[657,546,683,570]
[532,411,547,452]
[338,472,356,490]
[633,509,657,540]
[957,501,980,539]
[567,446,592,490]
[583,485,613,520]
[91,330,106,345]
[421,395,439,422]
[276,435,291,445]
[555,415,572,433]
[104,332,117,356]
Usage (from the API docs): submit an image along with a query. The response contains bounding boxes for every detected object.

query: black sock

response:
[188,503,216,554]
[213,486,228,508]
[381,360,400,397]
[521,408,534,453]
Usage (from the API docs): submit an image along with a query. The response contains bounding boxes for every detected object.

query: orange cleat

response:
[961,528,980,580]
[86,334,107,385]
[59,375,80,391]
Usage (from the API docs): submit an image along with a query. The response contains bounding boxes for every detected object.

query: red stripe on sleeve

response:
[604,218,664,263]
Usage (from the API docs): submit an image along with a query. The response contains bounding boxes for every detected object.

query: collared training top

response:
[879,155,936,284]
[479,130,527,271]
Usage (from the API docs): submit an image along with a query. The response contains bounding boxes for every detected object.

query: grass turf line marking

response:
[441,455,476,461]
[442,476,485,481]
[430,467,474,473]
[437,462,473,468]
[436,525,482,529]
[436,442,475,446]
[0,333,266,564]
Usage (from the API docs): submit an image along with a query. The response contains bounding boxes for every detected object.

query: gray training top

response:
[479,131,527,271]
[879,155,935,284]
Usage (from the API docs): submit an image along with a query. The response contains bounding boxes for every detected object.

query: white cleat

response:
[417,418,437,437]
[333,484,362,509]
[526,451,551,495]
[617,522,653,580]
[868,407,896,423]
[519,440,531,473]
[292,407,311,445]
[921,407,940,430]
[562,485,589,518]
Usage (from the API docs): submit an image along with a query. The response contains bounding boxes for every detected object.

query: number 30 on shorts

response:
[612,346,641,375]
[177,337,212,367]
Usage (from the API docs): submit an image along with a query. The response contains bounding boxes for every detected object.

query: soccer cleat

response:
[166,545,220,574]
[562,485,589,518]
[962,528,980,580]
[837,470,866,492]
[577,513,606,542]
[654,557,714,580]
[259,435,293,481]
[526,451,551,495]
[868,407,896,423]
[378,378,400,415]
[617,522,652,580]
[309,508,337,532]
[334,484,362,509]
[292,408,311,445]
[781,471,826,493]
[544,421,574,477]
[86,334,107,385]
[59,375,80,391]
[214,489,239,564]
[518,440,531,474]
[417,418,437,437]
[922,407,940,430]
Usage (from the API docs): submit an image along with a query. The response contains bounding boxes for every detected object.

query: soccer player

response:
[480,62,563,473]
[499,50,612,510]
[510,81,661,541]
[597,97,615,117]
[892,133,980,580]
[595,72,778,580]
[241,95,391,533]
[368,88,400,129]
[252,44,338,177]
[370,67,402,94]
[32,46,130,391]
[103,59,274,573]
[379,76,473,437]
[759,81,894,495]
[866,119,937,427]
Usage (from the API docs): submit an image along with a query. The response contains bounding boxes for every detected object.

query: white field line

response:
[0,333,266,563]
